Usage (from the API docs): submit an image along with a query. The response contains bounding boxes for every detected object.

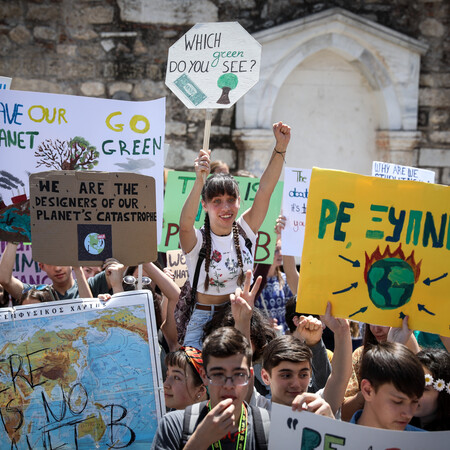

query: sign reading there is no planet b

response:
[165,22,261,109]
[30,171,157,266]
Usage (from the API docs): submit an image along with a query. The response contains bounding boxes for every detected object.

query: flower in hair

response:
[446,382,450,395]
[434,379,445,392]
[424,373,434,386]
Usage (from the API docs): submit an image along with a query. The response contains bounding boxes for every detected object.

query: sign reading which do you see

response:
[297,168,450,336]
[166,22,261,109]
[30,171,157,266]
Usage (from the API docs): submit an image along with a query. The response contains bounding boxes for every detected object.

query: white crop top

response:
[184,216,257,295]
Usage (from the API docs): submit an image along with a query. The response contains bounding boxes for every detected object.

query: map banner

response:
[29,171,157,266]
[297,168,450,336]
[0,90,165,243]
[159,170,283,263]
[0,290,164,448]
[269,403,449,450]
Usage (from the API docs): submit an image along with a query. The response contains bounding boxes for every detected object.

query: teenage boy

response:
[152,326,270,449]
[350,341,425,431]
[261,302,352,416]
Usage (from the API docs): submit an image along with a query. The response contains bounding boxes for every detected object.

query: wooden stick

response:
[202,109,213,182]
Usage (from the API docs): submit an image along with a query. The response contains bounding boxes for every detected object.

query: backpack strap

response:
[250,405,270,450]
[236,222,253,253]
[181,401,209,447]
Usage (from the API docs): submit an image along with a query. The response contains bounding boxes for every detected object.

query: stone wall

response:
[0,0,448,183]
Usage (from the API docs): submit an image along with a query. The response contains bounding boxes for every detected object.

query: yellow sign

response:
[297,168,450,337]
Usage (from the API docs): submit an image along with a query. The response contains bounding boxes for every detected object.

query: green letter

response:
[318,199,337,239]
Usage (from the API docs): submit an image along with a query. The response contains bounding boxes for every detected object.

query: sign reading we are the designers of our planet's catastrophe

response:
[166,22,261,109]
[30,171,157,267]
[0,89,165,243]
[297,168,450,336]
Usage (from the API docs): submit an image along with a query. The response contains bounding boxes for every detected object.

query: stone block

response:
[0,35,12,56]
[101,39,115,52]
[146,64,163,81]
[420,73,450,88]
[9,25,31,44]
[26,4,61,22]
[429,110,449,125]
[80,81,105,97]
[108,81,133,96]
[33,26,57,41]
[132,80,167,99]
[441,167,450,186]
[10,78,65,94]
[0,2,22,20]
[47,59,96,80]
[84,6,114,24]
[211,125,231,136]
[56,44,77,57]
[117,0,218,25]
[77,44,105,60]
[71,29,98,40]
[419,18,445,37]
[387,150,419,167]
[419,148,450,167]
[166,121,187,136]
[164,142,198,169]
[429,131,450,144]
[419,88,450,106]
[133,39,147,55]
[209,148,236,168]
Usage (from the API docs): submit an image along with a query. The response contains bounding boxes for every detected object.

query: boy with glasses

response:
[152,326,270,449]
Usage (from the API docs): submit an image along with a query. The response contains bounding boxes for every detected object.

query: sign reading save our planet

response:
[165,22,261,109]
[297,168,450,337]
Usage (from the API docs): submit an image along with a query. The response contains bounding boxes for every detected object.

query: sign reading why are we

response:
[159,170,283,264]
[269,403,449,450]
[297,168,450,336]
[0,90,165,242]
[281,167,312,257]
[30,171,157,266]
[372,161,435,183]
[166,22,261,109]
[166,249,189,287]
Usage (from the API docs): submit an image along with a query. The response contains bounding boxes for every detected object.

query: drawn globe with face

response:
[365,246,421,310]
[84,233,105,255]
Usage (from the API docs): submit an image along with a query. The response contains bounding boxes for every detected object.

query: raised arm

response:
[179,149,210,254]
[73,267,93,298]
[0,242,24,300]
[242,122,291,233]
[320,302,352,415]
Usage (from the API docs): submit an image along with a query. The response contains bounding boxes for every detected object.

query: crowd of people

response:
[0,122,449,448]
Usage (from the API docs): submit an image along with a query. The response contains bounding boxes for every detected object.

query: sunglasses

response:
[122,275,151,287]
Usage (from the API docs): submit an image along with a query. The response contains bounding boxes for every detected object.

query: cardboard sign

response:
[159,170,283,264]
[30,171,157,266]
[269,403,449,450]
[166,249,188,287]
[372,161,435,183]
[0,90,165,242]
[166,22,261,109]
[297,168,450,336]
[0,291,164,448]
[281,167,312,257]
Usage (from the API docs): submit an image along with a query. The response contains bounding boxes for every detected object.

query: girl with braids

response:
[180,122,291,350]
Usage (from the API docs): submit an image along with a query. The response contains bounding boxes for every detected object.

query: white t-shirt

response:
[184,216,257,295]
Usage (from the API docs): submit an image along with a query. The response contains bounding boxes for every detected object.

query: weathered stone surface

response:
[46,58,96,79]
[80,81,105,96]
[10,78,66,94]
[166,121,187,136]
[429,131,450,144]
[56,44,77,57]
[71,29,98,40]
[419,89,450,106]
[419,18,445,37]
[26,4,61,22]
[33,26,57,41]
[209,148,237,168]
[133,39,147,55]
[117,0,218,24]
[0,35,12,56]
[164,142,198,168]
[9,25,32,44]
[0,2,22,20]
[420,73,450,88]
[108,81,133,96]
[77,44,105,59]
[429,110,449,126]
[419,148,450,167]
[101,39,115,52]
[211,125,231,136]
[441,167,450,186]
[84,6,114,25]
[132,80,167,99]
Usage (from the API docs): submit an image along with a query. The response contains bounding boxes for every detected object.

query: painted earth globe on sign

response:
[84,233,105,255]
[365,246,421,310]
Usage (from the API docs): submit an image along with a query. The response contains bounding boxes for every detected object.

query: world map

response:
[0,296,163,449]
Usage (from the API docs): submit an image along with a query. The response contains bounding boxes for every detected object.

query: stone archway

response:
[233,8,428,176]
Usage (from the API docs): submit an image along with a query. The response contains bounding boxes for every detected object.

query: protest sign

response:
[0,76,11,90]
[166,22,261,109]
[30,171,157,266]
[372,161,435,183]
[166,249,188,287]
[0,90,165,242]
[0,241,46,285]
[159,170,283,263]
[281,167,312,257]
[269,403,449,450]
[0,290,164,448]
[297,168,450,336]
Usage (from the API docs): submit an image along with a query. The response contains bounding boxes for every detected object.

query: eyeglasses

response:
[206,372,250,386]
[122,275,151,287]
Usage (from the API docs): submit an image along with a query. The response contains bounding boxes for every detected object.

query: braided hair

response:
[201,174,245,291]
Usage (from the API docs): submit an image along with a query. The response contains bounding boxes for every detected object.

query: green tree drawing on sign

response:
[217,73,238,104]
